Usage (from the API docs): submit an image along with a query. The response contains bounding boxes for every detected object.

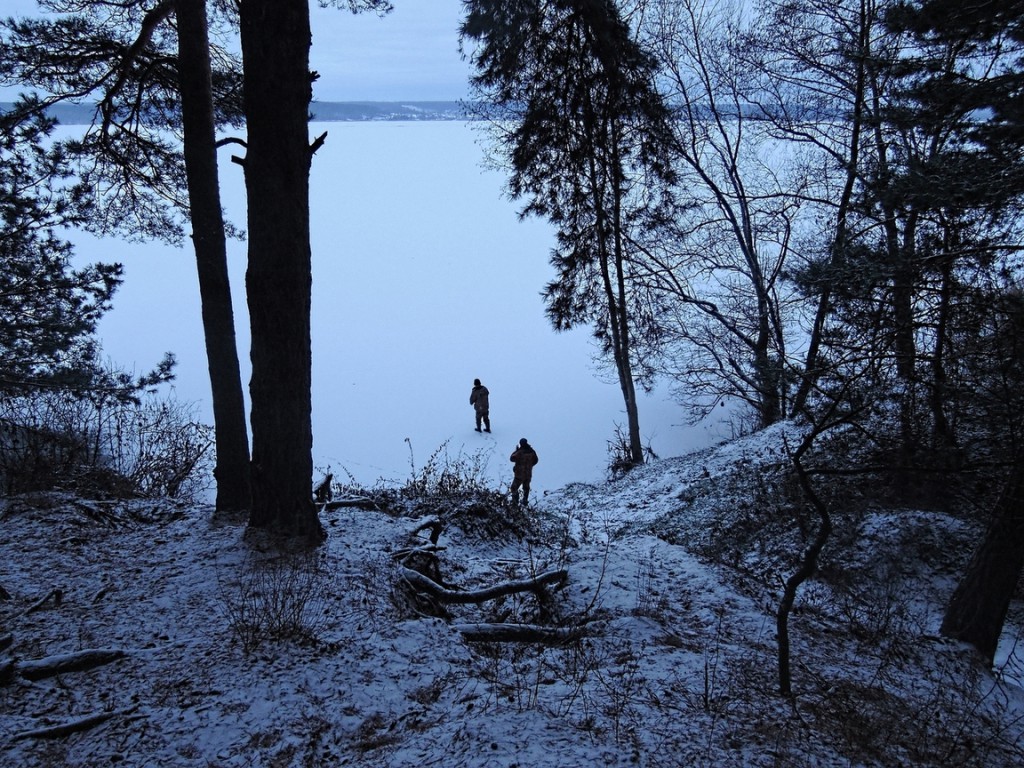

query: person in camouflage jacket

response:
[509,437,538,505]
[470,378,490,432]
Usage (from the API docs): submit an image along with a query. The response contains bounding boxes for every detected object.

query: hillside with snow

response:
[2,423,1022,767]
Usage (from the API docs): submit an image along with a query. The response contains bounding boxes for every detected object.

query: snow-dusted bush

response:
[220,551,329,654]
[0,390,212,502]
[401,438,492,498]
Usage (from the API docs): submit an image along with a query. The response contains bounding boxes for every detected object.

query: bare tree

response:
[632,0,809,430]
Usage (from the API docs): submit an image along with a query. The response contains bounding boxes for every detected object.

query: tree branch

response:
[16,648,126,681]
[400,567,567,604]
[12,707,138,742]
[99,0,176,134]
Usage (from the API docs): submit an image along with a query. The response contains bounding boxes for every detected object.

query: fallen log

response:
[453,622,584,644]
[24,588,62,615]
[11,707,136,741]
[321,496,379,511]
[400,567,567,605]
[17,649,126,681]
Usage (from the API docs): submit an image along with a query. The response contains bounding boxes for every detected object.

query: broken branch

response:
[453,622,583,644]
[400,567,567,605]
[12,707,137,741]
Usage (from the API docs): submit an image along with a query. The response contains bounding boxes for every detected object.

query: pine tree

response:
[0,0,252,510]
[881,0,1024,663]
[461,0,676,467]
[0,102,121,390]
[237,0,320,539]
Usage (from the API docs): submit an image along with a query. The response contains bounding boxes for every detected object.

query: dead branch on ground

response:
[400,567,567,605]
[453,622,583,643]
[16,648,126,681]
[11,707,138,741]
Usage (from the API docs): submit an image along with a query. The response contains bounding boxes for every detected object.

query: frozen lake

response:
[74,120,729,495]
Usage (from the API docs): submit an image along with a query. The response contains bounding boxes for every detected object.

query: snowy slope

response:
[1,425,1022,767]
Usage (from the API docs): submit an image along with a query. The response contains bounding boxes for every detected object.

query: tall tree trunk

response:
[941,456,1024,662]
[611,162,643,465]
[930,256,954,447]
[594,119,643,467]
[866,50,920,455]
[176,0,251,511]
[892,256,918,452]
[238,0,320,540]
[754,309,779,428]
[614,267,644,464]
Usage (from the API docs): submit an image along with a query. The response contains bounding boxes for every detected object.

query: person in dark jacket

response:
[509,437,539,505]
[470,378,490,433]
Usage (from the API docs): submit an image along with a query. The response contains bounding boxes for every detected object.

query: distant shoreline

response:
[1,100,472,125]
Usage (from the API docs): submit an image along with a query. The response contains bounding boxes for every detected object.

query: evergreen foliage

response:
[0,0,245,243]
[0,100,122,392]
[461,0,677,466]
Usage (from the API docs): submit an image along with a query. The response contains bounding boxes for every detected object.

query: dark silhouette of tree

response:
[177,0,251,511]
[942,456,1024,663]
[0,101,122,391]
[879,0,1024,662]
[232,0,390,536]
[461,0,676,467]
[880,0,1024,451]
[3,0,392,531]
[632,0,807,431]
[736,0,875,425]
[0,0,251,510]
[743,0,1024,467]
[236,0,320,539]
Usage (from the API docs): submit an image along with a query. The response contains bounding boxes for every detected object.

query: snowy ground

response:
[2,424,1023,767]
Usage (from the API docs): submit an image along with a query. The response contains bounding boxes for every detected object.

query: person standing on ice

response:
[509,438,539,506]
[470,378,491,433]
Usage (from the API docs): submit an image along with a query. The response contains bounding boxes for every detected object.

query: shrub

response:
[0,389,212,502]
[221,551,329,654]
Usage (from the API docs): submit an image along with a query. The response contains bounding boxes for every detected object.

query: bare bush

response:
[102,399,213,501]
[221,551,329,654]
[0,390,212,501]
[402,438,492,497]
[606,423,658,481]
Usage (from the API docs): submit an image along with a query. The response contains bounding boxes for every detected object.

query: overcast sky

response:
[310,1,472,101]
[0,0,473,102]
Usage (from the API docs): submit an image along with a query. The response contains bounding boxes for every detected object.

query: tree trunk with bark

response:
[176,0,251,512]
[238,0,320,540]
[941,456,1024,662]
[777,443,832,696]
